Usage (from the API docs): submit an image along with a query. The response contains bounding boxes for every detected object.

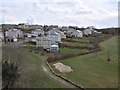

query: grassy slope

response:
[63,41,93,47]
[60,47,88,54]
[15,49,68,88]
[51,36,118,88]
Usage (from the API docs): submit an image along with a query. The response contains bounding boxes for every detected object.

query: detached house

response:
[36,36,52,50]
[47,31,61,43]
[83,28,92,36]
[91,30,102,36]
[31,29,44,37]
[71,30,83,38]
[50,28,66,39]
[5,29,23,38]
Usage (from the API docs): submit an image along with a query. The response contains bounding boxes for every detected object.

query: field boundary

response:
[47,48,101,63]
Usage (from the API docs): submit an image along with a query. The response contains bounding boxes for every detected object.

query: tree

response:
[2,61,18,88]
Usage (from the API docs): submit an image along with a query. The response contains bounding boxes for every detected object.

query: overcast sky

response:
[0,0,119,28]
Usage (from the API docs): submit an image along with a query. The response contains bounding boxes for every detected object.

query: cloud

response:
[0,0,118,28]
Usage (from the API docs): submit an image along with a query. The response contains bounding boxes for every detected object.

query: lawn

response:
[62,41,93,48]
[51,36,118,88]
[64,37,92,43]
[23,42,36,50]
[15,49,69,88]
[2,45,68,88]
[59,47,88,54]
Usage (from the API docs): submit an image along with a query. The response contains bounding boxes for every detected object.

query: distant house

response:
[47,31,61,43]
[23,33,32,38]
[50,44,59,52]
[18,23,29,29]
[50,28,66,39]
[92,30,102,35]
[6,36,17,42]
[83,28,92,36]
[71,30,83,37]
[36,36,52,50]
[60,27,69,34]
[57,31,66,39]
[5,29,23,38]
[31,29,44,37]
[65,28,75,37]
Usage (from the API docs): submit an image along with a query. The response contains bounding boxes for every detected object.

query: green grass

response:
[64,37,91,43]
[62,41,93,48]
[23,43,36,50]
[59,47,88,54]
[14,49,68,88]
[51,36,118,88]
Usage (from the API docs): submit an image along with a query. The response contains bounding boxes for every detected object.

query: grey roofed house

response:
[71,30,83,37]
[83,28,92,36]
[50,28,66,39]
[47,30,61,42]
[36,36,52,50]
[31,29,44,37]
[5,29,23,38]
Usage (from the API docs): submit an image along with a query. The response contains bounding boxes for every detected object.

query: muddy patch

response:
[53,63,73,73]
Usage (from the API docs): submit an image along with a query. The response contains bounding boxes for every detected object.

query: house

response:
[67,28,75,34]
[83,28,92,36]
[18,23,29,29]
[91,30,102,36]
[60,27,69,34]
[5,29,23,38]
[57,31,66,39]
[50,28,66,39]
[23,33,32,38]
[6,36,17,42]
[36,36,52,50]
[71,30,83,37]
[31,29,44,37]
[47,31,61,43]
[66,28,75,37]
[50,44,59,52]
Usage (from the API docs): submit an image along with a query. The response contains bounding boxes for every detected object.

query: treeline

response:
[98,27,119,35]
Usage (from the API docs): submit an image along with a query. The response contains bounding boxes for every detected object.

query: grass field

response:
[59,47,88,54]
[2,45,68,88]
[15,49,69,88]
[51,36,118,88]
[62,41,93,48]
[64,37,92,43]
